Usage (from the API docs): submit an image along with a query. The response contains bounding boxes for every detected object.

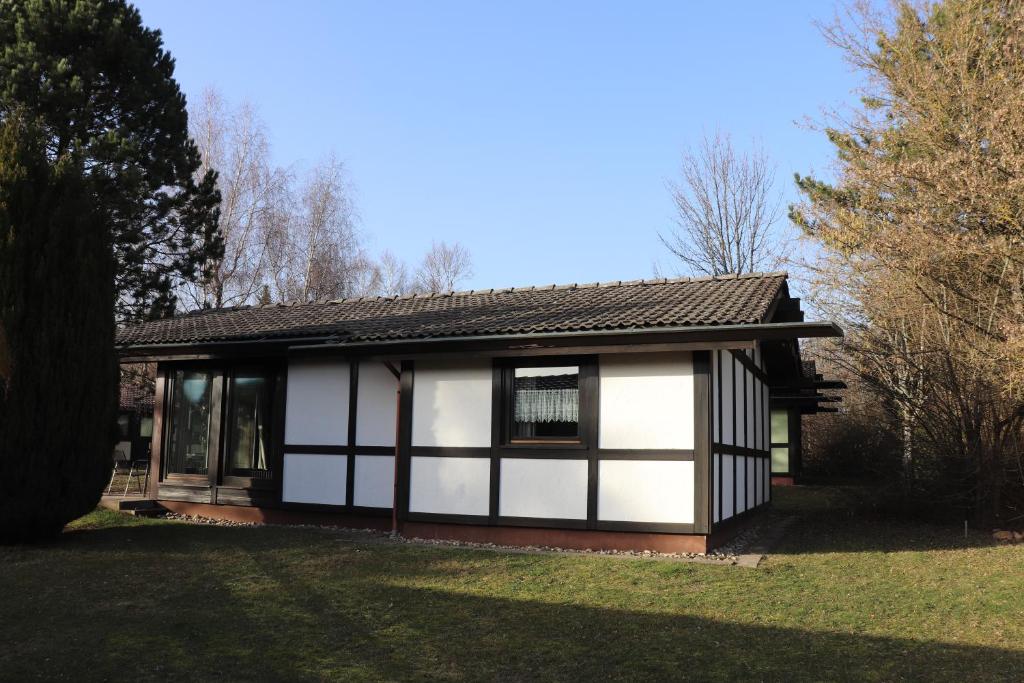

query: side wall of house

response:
[711,347,771,526]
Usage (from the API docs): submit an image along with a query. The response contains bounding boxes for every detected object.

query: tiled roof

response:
[116,272,789,348]
[120,382,155,413]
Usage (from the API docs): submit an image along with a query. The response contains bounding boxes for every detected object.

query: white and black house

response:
[116,272,841,552]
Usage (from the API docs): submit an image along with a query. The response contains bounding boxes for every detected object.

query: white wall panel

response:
[597,460,694,524]
[746,357,755,447]
[713,454,720,523]
[499,459,588,520]
[285,361,349,445]
[721,352,734,446]
[750,457,759,505]
[282,453,346,505]
[763,459,770,501]
[354,454,394,508]
[411,361,491,448]
[712,352,720,443]
[409,456,490,516]
[752,377,760,451]
[722,454,734,519]
[598,353,694,450]
[737,358,745,448]
[356,362,399,447]
[763,380,769,452]
[735,456,747,513]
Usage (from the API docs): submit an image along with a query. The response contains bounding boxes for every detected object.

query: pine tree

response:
[0,114,117,543]
[0,0,222,321]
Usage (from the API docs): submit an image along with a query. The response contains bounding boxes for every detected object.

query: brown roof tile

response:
[116,272,788,348]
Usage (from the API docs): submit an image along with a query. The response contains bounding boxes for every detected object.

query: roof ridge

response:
[161,271,789,318]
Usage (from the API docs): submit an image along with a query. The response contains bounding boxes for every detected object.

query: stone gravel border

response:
[159,511,796,567]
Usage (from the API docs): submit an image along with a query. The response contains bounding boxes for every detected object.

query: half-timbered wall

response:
[401,352,702,532]
[595,353,696,526]
[711,347,771,525]
[167,348,748,536]
[405,360,492,519]
[282,359,397,511]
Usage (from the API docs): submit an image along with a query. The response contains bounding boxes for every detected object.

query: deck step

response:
[117,499,166,517]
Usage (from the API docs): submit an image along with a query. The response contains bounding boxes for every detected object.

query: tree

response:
[373,250,413,297]
[180,88,284,310]
[0,0,222,321]
[0,114,117,542]
[660,131,784,276]
[792,0,1024,526]
[264,155,372,302]
[414,241,473,293]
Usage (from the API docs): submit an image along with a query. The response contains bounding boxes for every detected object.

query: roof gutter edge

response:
[286,321,844,352]
[116,321,842,358]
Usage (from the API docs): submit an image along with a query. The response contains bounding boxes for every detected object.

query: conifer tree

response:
[0,0,222,321]
[0,114,117,542]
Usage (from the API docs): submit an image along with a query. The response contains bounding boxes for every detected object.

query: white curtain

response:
[514,388,578,423]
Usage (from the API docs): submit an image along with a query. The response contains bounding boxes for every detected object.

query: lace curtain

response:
[514,388,579,423]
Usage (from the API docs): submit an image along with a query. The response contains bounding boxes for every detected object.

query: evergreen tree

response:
[0,0,222,321]
[0,114,117,543]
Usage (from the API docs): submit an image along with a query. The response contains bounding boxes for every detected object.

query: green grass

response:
[2,487,1022,682]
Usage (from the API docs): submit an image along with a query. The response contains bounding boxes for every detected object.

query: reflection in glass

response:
[166,370,212,475]
[771,446,790,474]
[227,374,273,480]
[770,409,789,444]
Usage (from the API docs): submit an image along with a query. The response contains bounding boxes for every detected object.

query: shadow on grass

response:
[0,519,1021,681]
[769,485,999,555]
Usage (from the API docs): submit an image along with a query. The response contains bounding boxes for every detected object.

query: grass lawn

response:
[2,487,1022,682]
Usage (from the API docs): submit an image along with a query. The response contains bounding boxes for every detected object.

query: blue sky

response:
[132,1,861,291]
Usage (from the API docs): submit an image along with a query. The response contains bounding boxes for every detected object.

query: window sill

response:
[501,441,588,450]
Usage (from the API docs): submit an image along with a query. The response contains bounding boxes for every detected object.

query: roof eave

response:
[117,321,842,362]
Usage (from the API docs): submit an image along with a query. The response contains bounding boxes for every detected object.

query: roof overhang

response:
[117,321,842,363]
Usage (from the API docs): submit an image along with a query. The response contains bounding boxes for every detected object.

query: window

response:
[770,409,789,444]
[509,365,580,442]
[116,413,132,441]
[161,365,280,487]
[139,416,154,439]
[770,408,790,474]
[165,370,214,476]
[771,447,789,474]
[224,372,274,482]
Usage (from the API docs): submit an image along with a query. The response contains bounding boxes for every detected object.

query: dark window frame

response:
[162,365,220,485]
[221,366,280,490]
[496,355,596,450]
[161,360,285,492]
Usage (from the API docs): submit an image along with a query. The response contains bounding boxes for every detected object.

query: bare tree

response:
[413,241,473,293]
[660,131,784,276]
[372,250,413,296]
[266,155,374,302]
[180,88,286,309]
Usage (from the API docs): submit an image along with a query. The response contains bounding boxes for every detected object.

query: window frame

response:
[497,356,596,449]
[769,407,792,475]
[162,365,221,485]
[220,366,280,490]
[160,360,285,491]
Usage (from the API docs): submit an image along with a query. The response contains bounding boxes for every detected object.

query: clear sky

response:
[131,1,861,291]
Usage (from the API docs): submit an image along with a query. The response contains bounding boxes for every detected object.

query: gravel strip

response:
[158,511,760,565]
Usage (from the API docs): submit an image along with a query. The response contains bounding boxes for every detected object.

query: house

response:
[116,272,841,553]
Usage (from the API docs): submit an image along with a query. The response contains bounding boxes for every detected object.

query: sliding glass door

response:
[162,365,280,490]
[222,371,276,487]
[165,369,215,479]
